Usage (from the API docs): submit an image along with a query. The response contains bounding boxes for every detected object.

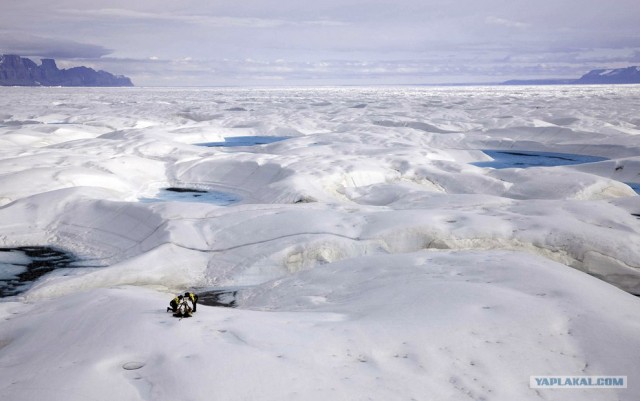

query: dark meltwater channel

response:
[0,246,79,297]
[198,288,239,308]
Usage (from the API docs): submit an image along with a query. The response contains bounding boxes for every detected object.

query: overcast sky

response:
[1,0,639,86]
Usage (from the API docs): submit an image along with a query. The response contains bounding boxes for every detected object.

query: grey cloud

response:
[0,33,112,59]
[61,7,348,29]
[2,0,639,85]
[484,16,530,29]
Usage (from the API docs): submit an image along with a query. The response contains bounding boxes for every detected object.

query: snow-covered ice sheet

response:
[0,85,639,400]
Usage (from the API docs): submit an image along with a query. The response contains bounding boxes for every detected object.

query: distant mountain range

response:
[2,53,638,88]
[502,66,640,85]
[0,54,133,87]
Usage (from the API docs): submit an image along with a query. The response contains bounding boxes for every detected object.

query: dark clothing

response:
[167,295,182,312]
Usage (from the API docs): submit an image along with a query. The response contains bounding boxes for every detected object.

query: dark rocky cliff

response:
[502,66,640,86]
[0,55,133,87]
[575,66,640,84]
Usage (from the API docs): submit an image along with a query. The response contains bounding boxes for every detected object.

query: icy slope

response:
[2,251,640,401]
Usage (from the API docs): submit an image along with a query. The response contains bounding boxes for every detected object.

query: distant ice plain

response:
[0,85,639,400]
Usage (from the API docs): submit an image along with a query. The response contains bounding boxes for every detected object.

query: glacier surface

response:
[0,85,639,400]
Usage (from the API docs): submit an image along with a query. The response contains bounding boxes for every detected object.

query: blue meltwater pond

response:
[139,188,240,205]
[196,136,290,147]
[473,150,639,194]
[472,150,608,169]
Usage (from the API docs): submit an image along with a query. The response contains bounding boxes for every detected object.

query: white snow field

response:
[0,85,639,401]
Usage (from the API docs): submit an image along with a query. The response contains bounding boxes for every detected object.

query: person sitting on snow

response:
[167,294,183,313]
[176,298,192,317]
[185,292,199,312]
